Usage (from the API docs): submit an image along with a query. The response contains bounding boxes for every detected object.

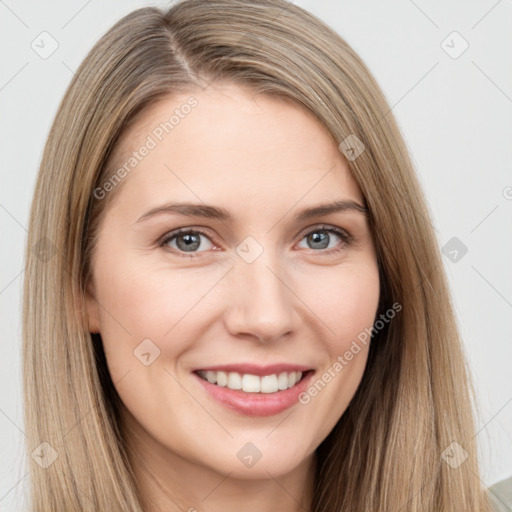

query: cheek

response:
[327,265,380,377]
[293,263,380,427]
[93,254,228,377]
[301,261,381,349]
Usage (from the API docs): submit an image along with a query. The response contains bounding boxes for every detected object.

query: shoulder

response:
[488,475,512,512]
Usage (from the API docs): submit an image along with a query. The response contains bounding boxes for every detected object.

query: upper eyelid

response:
[160,224,351,248]
[160,226,215,244]
[297,224,351,240]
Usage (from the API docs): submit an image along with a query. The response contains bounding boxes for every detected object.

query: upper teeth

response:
[197,370,303,393]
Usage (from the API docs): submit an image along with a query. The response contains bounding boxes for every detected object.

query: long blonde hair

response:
[23,0,492,510]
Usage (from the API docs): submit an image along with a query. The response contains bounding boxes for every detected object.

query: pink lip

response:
[193,369,315,417]
[192,363,312,376]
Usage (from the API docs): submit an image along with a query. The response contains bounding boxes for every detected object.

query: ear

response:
[85,278,101,333]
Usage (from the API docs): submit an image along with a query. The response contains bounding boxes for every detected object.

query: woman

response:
[22,0,495,510]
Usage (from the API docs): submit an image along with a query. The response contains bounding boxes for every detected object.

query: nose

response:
[223,248,297,344]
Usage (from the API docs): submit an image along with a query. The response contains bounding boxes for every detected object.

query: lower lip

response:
[193,371,315,417]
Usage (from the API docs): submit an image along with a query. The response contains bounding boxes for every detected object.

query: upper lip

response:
[193,363,313,377]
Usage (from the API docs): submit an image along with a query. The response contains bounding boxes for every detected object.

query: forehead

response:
[105,83,363,215]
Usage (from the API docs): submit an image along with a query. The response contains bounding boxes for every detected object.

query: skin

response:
[86,83,380,512]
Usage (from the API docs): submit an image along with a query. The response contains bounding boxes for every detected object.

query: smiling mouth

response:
[195,369,312,394]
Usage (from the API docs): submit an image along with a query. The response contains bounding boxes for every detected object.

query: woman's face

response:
[86,83,380,481]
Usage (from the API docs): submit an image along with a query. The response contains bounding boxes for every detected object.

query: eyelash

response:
[159,224,353,259]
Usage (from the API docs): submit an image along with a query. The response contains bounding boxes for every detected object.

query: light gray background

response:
[1,0,511,509]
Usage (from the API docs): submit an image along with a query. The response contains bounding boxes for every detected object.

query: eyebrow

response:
[135,199,368,224]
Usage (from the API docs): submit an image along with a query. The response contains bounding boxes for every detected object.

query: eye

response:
[160,224,352,258]
[160,228,214,257]
[296,225,352,254]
